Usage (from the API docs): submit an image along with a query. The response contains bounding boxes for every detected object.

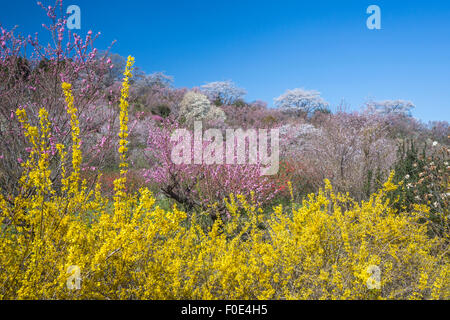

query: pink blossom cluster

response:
[143,119,279,212]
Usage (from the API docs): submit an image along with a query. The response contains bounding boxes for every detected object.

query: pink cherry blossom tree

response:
[0,0,116,198]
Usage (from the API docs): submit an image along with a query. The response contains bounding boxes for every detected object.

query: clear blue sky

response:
[1,0,449,122]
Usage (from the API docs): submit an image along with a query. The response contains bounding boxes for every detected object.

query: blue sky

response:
[1,0,449,122]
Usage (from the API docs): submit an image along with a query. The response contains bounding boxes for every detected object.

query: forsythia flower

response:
[118,55,135,171]
[61,82,82,194]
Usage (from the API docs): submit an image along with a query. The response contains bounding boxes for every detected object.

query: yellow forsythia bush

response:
[0,56,449,300]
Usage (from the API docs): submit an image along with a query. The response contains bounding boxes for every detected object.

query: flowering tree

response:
[279,113,397,200]
[274,88,329,117]
[200,80,247,106]
[222,103,288,129]
[0,0,116,198]
[178,91,226,126]
[366,99,415,117]
[133,71,173,95]
[280,123,322,155]
[144,120,278,219]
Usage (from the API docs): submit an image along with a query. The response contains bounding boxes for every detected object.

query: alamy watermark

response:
[67,5,81,30]
[64,5,382,33]
[66,265,82,290]
[366,265,381,290]
[170,121,280,176]
[366,5,381,30]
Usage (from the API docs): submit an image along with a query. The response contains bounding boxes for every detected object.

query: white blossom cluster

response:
[200,81,247,105]
[365,100,415,117]
[274,88,329,114]
[179,91,226,125]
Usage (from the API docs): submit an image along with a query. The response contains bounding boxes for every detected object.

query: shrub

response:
[391,139,449,237]
[1,145,449,299]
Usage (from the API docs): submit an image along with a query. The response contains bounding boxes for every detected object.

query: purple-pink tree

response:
[143,119,279,219]
[0,0,116,197]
